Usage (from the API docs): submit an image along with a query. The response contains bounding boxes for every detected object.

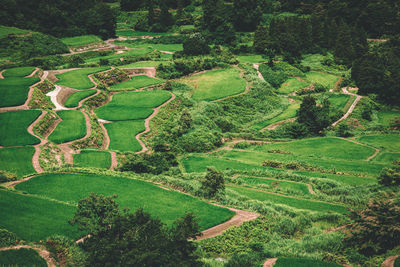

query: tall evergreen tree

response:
[253,25,270,54]
[334,20,354,66]
[159,0,174,28]
[232,0,261,31]
[147,0,155,26]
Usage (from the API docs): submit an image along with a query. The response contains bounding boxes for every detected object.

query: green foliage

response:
[258,64,288,88]
[64,89,97,108]
[73,150,111,169]
[28,87,55,110]
[109,75,164,90]
[45,235,87,266]
[0,110,41,146]
[336,124,353,137]
[183,33,210,56]
[0,228,17,247]
[94,68,129,87]
[0,25,31,38]
[119,152,177,174]
[200,167,225,199]
[48,110,86,144]
[378,167,400,186]
[0,248,47,267]
[0,76,40,107]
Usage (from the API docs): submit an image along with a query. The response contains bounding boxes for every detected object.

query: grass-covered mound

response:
[0,110,41,146]
[0,147,35,177]
[95,90,171,121]
[181,68,246,101]
[0,248,47,267]
[105,120,145,152]
[0,190,81,241]
[73,150,111,169]
[64,89,97,108]
[48,110,86,144]
[0,76,40,107]
[3,66,36,77]
[55,67,110,89]
[61,35,102,47]
[15,173,235,231]
[109,75,164,91]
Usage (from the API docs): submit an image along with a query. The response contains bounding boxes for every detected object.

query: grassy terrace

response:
[61,35,102,47]
[55,67,109,89]
[64,89,97,108]
[0,25,31,38]
[48,110,86,144]
[252,103,300,130]
[304,72,339,89]
[279,77,310,94]
[0,147,35,177]
[105,120,145,152]
[356,134,400,152]
[0,110,41,146]
[109,75,164,91]
[95,90,171,121]
[0,76,40,107]
[73,150,111,169]
[15,173,234,231]
[0,248,47,267]
[181,68,246,101]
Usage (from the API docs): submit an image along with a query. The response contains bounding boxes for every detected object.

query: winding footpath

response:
[135,91,176,154]
[335,137,380,161]
[0,245,56,267]
[381,255,400,267]
[27,111,49,173]
[331,87,362,127]
[253,63,265,81]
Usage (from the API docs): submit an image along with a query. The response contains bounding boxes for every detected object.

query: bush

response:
[183,33,210,56]
[119,152,178,175]
[0,170,17,183]
[336,124,353,137]
[0,229,17,247]
[378,167,400,186]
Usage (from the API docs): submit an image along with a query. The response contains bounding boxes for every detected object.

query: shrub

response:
[0,229,17,246]
[0,170,17,183]
[200,167,225,199]
[183,33,210,56]
[378,167,400,186]
[336,124,353,137]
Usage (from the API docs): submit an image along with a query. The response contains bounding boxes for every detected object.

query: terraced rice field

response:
[252,103,300,130]
[61,35,102,47]
[105,120,145,152]
[181,68,246,101]
[120,61,169,68]
[0,77,40,107]
[2,66,36,77]
[304,72,339,89]
[109,75,164,91]
[64,89,97,108]
[95,90,171,121]
[0,147,35,177]
[373,152,400,163]
[115,42,183,52]
[0,110,41,146]
[0,248,47,267]
[356,134,400,152]
[55,67,109,89]
[377,110,400,126]
[15,173,234,231]
[48,110,86,144]
[328,94,352,111]
[73,150,111,169]
[237,55,265,63]
[279,77,310,94]
[85,49,154,64]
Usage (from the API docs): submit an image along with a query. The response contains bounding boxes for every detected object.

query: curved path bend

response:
[135,91,176,154]
[335,137,379,161]
[381,255,399,267]
[0,69,4,79]
[263,258,278,267]
[196,203,259,240]
[331,87,362,127]
[253,63,265,81]
[0,245,56,267]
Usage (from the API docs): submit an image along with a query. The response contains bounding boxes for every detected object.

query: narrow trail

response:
[264,117,297,131]
[210,67,250,103]
[263,258,278,267]
[253,63,265,81]
[27,111,49,173]
[26,67,39,78]
[0,70,45,113]
[135,91,176,154]
[196,203,259,240]
[110,151,118,170]
[206,138,271,154]
[381,255,399,267]
[4,174,37,188]
[335,137,380,161]
[99,121,111,150]
[0,69,4,79]
[0,245,56,267]
[331,87,362,127]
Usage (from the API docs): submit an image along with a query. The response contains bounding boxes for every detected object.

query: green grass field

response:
[0,25,31,38]
[181,68,246,101]
[116,30,172,37]
[377,110,400,126]
[237,55,265,63]
[279,77,309,94]
[274,258,341,267]
[48,110,86,144]
[64,89,97,108]
[95,90,171,121]
[105,120,145,152]
[228,186,348,213]
[252,103,300,130]
[85,49,154,64]
[0,110,41,146]
[0,77,40,107]
[73,150,111,169]
[0,190,80,241]
[356,134,400,152]
[301,54,346,75]
[120,61,168,68]
[0,248,47,267]
[3,67,36,77]
[373,152,400,163]
[61,35,102,47]
[328,94,352,111]
[55,67,109,89]
[304,72,339,89]
[237,176,311,195]
[115,42,183,52]
[15,173,234,230]
[252,137,375,161]
[109,75,164,91]
[0,147,35,177]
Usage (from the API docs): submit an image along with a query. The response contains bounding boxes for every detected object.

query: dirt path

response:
[135,92,176,154]
[26,67,39,78]
[99,121,111,150]
[335,137,379,161]
[206,138,271,154]
[124,67,156,78]
[253,63,265,81]
[331,87,362,127]
[381,255,399,267]
[263,117,297,131]
[196,203,259,240]
[0,245,56,267]
[263,258,278,267]
[110,151,118,170]
[27,111,49,173]
[0,69,4,79]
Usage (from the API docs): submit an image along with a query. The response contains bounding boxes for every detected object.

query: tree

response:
[334,20,354,66]
[200,167,225,198]
[253,25,270,54]
[183,33,210,55]
[147,0,155,26]
[232,0,261,31]
[345,197,400,256]
[120,0,144,11]
[159,0,174,29]
[179,109,193,133]
[297,95,332,135]
[70,194,202,266]
[378,167,400,186]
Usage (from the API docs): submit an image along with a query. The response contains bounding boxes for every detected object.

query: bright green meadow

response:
[0,248,47,267]
[3,66,36,77]
[64,89,97,108]
[55,67,109,89]
[61,35,102,47]
[48,110,86,144]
